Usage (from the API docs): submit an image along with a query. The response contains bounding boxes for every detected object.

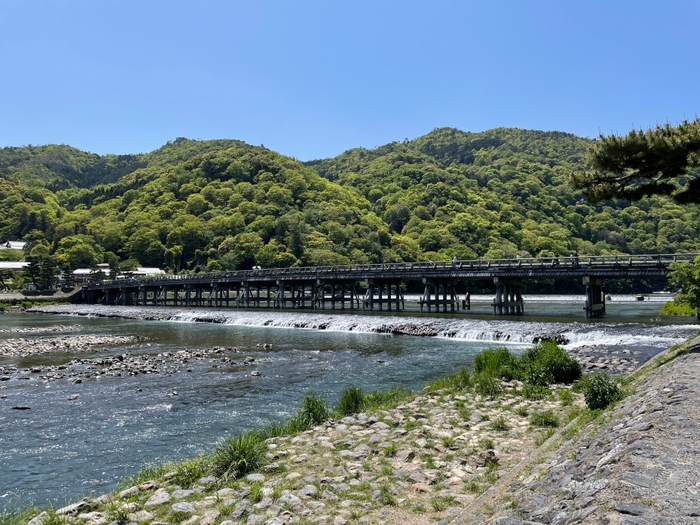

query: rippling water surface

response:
[0,297,698,508]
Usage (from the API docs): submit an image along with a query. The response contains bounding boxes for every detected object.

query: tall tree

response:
[570,119,700,203]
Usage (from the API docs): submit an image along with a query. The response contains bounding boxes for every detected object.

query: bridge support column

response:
[492,277,524,315]
[421,278,456,313]
[364,280,404,311]
[583,276,605,318]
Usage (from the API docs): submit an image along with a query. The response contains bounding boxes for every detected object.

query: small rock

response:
[170,502,196,515]
[298,485,318,498]
[247,473,266,482]
[172,489,195,500]
[144,489,171,508]
[119,486,140,499]
[615,503,651,515]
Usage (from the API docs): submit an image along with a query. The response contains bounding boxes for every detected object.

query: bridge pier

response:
[492,277,524,315]
[420,278,457,313]
[364,279,403,311]
[583,276,606,318]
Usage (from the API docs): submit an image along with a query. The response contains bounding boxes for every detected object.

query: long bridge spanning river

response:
[82,253,697,318]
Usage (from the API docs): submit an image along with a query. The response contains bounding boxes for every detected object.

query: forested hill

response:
[0,128,698,277]
[307,127,700,258]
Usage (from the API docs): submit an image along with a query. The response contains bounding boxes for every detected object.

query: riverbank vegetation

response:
[1,128,697,294]
[1,342,632,525]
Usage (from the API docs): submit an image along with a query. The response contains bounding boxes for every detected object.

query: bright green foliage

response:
[335,386,366,416]
[521,383,552,400]
[581,372,622,410]
[519,342,582,385]
[473,372,502,398]
[297,392,330,428]
[211,431,267,480]
[667,256,700,315]
[2,128,700,278]
[473,347,518,380]
[570,119,700,204]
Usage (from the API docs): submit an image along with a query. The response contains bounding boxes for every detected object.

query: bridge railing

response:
[90,253,698,288]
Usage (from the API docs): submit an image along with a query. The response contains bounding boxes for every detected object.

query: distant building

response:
[0,261,28,270]
[0,241,26,251]
[73,265,166,284]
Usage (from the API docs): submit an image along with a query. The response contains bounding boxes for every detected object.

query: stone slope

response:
[457,335,700,525]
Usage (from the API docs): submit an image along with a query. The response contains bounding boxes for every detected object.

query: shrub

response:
[298,392,330,427]
[211,430,267,480]
[427,367,471,391]
[335,385,365,416]
[521,383,552,400]
[473,372,502,398]
[529,409,560,428]
[582,372,622,410]
[474,347,518,380]
[519,342,581,385]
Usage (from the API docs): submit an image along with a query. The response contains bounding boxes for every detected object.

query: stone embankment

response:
[454,335,700,525]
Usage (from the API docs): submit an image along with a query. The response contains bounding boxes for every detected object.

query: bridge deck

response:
[82,253,697,317]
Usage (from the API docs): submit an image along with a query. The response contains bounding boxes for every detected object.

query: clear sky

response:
[1,0,698,160]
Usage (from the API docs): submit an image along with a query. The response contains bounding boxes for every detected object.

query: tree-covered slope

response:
[0,144,147,190]
[1,128,698,277]
[308,127,700,258]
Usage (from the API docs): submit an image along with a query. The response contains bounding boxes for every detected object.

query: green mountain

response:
[0,128,698,277]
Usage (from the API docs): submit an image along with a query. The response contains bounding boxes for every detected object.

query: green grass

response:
[479,438,494,450]
[521,383,552,400]
[211,431,268,481]
[529,409,560,428]
[489,416,510,431]
[334,385,365,416]
[557,389,574,406]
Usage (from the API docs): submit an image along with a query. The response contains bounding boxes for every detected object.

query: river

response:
[0,295,698,509]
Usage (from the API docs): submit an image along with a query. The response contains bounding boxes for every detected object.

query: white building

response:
[0,241,26,251]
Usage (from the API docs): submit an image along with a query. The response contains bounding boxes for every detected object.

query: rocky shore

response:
[0,334,142,358]
[27,378,581,525]
[16,335,700,525]
[0,347,261,384]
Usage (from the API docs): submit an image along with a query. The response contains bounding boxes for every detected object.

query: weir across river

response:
[82,253,697,318]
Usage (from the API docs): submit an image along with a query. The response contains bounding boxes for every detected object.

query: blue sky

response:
[1,0,698,159]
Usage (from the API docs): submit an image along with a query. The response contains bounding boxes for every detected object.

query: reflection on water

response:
[0,298,697,508]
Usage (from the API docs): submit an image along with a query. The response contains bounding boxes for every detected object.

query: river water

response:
[0,296,698,509]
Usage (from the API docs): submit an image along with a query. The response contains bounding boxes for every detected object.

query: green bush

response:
[335,385,366,416]
[298,392,330,427]
[427,367,471,391]
[520,342,581,385]
[521,383,552,400]
[364,386,412,410]
[211,430,267,480]
[473,372,502,398]
[529,409,560,428]
[474,347,518,380]
[582,372,622,410]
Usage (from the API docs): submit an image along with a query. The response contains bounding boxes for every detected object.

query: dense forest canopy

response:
[1,128,698,278]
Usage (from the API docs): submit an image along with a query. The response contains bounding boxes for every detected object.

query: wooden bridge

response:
[81,253,697,318]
